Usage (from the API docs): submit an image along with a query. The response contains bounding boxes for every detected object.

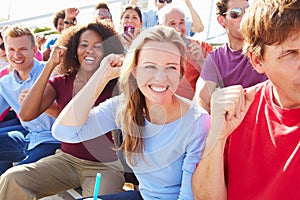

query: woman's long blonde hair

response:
[116,25,187,165]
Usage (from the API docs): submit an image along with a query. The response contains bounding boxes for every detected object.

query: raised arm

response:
[56,54,123,126]
[185,0,204,33]
[192,85,255,200]
[195,78,217,113]
[128,0,138,5]
[18,46,66,121]
[64,7,79,29]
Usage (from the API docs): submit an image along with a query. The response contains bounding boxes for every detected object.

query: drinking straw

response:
[93,173,101,200]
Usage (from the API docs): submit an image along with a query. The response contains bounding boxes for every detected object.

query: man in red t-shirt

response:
[192,0,300,199]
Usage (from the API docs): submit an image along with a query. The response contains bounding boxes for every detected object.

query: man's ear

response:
[248,52,265,74]
[217,15,226,28]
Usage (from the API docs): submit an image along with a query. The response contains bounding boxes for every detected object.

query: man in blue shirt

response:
[0,25,60,174]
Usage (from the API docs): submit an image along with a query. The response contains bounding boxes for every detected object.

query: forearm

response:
[186,1,204,33]
[195,78,217,113]
[42,49,51,61]
[56,65,112,126]
[44,102,60,118]
[64,14,76,29]
[192,139,227,200]
[19,64,54,121]
[128,0,138,5]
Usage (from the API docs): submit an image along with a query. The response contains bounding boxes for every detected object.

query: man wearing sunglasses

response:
[94,1,114,29]
[195,0,267,113]
[139,0,204,36]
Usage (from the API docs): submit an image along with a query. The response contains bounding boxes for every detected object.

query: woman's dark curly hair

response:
[56,22,124,75]
[53,9,65,29]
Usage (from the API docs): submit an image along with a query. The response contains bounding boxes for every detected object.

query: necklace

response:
[75,74,87,84]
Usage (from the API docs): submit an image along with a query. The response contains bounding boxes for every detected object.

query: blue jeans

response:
[17,142,61,165]
[80,190,143,200]
[0,124,28,175]
[0,124,61,175]
[0,112,21,128]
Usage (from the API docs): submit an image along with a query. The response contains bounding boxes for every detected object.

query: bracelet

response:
[64,19,77,25]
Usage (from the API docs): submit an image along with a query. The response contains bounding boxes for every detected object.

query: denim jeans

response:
[0,113,21,128]
[80,190,143,200]
[0,123,61,175]
[0,125,28,174]
[17,143,61,165]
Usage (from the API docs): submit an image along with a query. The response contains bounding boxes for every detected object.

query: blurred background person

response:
[119,5,143,52]
[43,7,79,61]
[141,0,204,36]
[0,32,8,69]
[158,4,212,99]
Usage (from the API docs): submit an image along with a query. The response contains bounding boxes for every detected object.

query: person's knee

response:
[2,166,24,179]
[0,166,36,199]
[100,170,125,194]
[81,170,125,197]
[0,167,21,188]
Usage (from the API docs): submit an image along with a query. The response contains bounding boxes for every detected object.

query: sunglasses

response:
[223,7,248,19]
[97,11,112,19]
[0,43,4,51]
[158,0,172,3]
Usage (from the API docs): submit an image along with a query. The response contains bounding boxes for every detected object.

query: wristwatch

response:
[64,19,77,25]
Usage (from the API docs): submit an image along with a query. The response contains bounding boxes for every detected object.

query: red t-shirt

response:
[225,80,300,199]
[49,74,119,162]
[176,40,213,100]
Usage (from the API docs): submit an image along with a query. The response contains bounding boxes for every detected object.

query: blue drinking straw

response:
[93,173,101,200]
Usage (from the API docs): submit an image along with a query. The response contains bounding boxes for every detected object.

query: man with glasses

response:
[94,2,113,24]
[94,2,116,31]
[139,0,204,36]
[195,0,267,113]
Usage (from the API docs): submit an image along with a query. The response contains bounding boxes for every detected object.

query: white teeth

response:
[85,57,95,61]
[14,60,23,64]
[151,86,167,92]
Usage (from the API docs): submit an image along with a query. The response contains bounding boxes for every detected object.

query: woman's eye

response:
[166,66,178,70]
[144,65,156,69]
[80,43,88,47]
[94,43,103,49]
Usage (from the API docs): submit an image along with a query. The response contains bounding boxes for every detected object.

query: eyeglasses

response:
[97,11,112,19]
[158,0,172,4]
[222,7,248,19]
[0,43,4,51]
